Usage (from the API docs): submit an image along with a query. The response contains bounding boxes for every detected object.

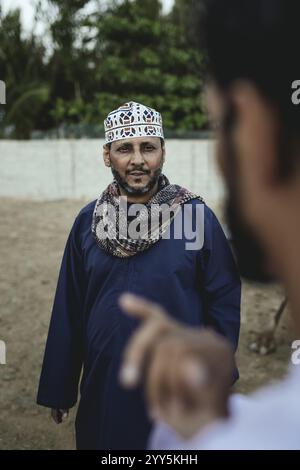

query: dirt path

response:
[0,199,292,449]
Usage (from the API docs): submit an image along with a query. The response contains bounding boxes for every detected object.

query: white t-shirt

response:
[149,365,300,450]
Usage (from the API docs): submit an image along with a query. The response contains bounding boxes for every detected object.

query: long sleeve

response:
[37,216,85,409]
[199,206,241,352]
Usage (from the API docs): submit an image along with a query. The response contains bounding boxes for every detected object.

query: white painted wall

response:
[0,139,225,206]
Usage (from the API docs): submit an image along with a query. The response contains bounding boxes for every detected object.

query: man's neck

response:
[280,253,300,335]
[119,182,159,204]
[263,205,300,335]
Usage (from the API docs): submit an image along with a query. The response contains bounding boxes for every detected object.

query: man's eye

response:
[144,146,155,152]
[118,147,129,152]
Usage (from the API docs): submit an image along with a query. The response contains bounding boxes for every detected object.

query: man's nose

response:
[130,149,144,165]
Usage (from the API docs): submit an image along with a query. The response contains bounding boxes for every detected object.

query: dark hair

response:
[199,0,300,177]
[106,137,165,150]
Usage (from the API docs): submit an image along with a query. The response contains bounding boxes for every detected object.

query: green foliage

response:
[0,0,208,139]
[0,7,50,138]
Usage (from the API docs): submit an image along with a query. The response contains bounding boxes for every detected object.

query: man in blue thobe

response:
[37,101,241,449]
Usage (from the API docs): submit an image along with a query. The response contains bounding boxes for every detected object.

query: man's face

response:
[206,84,278,282]
[103,137,165,196]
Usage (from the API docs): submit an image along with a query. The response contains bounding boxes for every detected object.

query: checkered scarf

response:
[92,174,203,258]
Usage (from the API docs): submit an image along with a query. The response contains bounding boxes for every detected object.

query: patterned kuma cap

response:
[104,101,164,144]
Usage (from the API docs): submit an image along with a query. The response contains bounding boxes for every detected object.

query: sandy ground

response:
[0,199,293,450]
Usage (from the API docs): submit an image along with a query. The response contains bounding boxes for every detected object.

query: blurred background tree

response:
[0,0,207,139]
[0,5,49,138]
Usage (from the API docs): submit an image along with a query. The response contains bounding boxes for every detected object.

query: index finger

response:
[119,294,177,388]
[119,293,169,322]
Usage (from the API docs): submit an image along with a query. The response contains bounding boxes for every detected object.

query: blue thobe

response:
[37,199,241,449]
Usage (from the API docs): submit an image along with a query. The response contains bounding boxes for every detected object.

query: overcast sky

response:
[1,0,175,33]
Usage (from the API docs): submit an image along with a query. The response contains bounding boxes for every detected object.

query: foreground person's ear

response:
[230,80,279,190]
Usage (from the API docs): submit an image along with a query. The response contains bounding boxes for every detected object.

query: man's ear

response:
[162,143,166,164]
[103,145,111,167]
[230,80,279,189]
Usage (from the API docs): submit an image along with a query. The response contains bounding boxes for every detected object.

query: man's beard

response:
[223,133,277,284]
[225,192,276,283]
[111,166,163,196]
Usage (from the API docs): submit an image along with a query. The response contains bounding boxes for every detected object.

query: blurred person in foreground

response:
[37,100,241,449]
[147,329,251,450]
[119,0,300,450]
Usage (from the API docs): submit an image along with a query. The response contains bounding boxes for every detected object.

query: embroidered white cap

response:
[104,101,164,144]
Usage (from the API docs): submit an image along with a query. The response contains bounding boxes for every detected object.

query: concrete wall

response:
[0,139,225,206]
